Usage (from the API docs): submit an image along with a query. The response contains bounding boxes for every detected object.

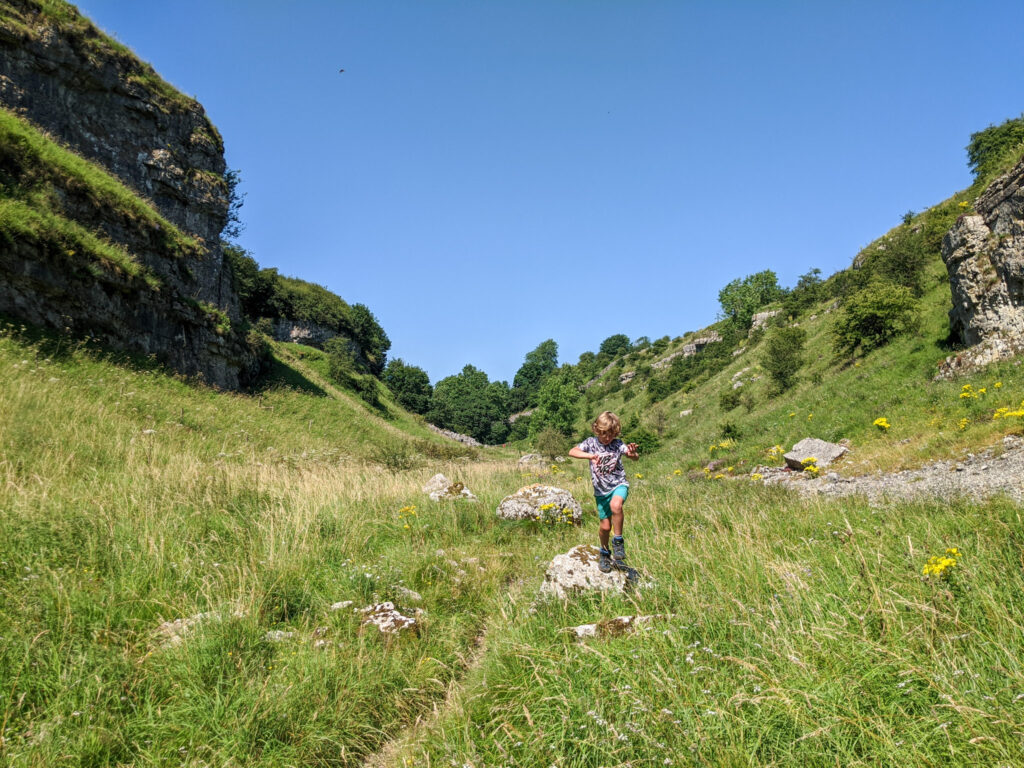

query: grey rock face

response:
[0,5,258,388]
[939,158,1024,377]
[271,319,338,348]
[784,438,848,470]
[426,424,482,447]
[750,310,780,332]
[496,484,582,525]
[682,332,722,356]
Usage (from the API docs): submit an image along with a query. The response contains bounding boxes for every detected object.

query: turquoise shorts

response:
[595,484,629,520]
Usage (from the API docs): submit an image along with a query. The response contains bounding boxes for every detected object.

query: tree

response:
[529,365,583,437]
[510,339,558,412]
[831,281,920,358]
[221,168,246,242]
[718,270,785,329]
[761,326,806,393]
[427,365,510,444]
[598,334,631,358]
[383,359,432,414]
[967,114,1024,181]
[348,303,390,375]
[781,268,824,318]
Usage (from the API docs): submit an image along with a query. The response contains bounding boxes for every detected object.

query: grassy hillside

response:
[3,316,1023,766]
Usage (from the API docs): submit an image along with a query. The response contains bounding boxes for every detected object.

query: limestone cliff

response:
[938,157,1024,378]
[0,0,259,388]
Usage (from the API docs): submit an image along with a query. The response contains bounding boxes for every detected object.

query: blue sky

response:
[76,1,1024,383]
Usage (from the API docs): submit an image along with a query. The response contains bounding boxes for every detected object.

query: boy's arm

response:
[624,442,640,460]
[568,446,595,460]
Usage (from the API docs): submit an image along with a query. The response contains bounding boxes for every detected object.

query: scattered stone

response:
[395,586,422,603]
[731,367,751,381]
[154,611,218,647]
[313,639,331,650]
[784,438,849,470]
[263,630,294,643]
[566,614,674,639]
[496,484,583,525]
[427,424,482,447]
[330,600,353,612]
[312,626,329,638]
[422,473,477,502]
[619,371,636,384]
[733,347,745,357]
[360,602,418,635]
[539,545,636,600]
[679,409,693,417]
[518,453,545,467]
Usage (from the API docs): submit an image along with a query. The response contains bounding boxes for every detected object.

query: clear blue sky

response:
[76,1,1024,384]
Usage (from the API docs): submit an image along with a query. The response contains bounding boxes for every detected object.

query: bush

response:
[762,326,806,394]
[369,441,420,471]
[627,426,660,456]
[832,282,920,358]
[967,114,1024,181]
[535,426,569,460]
[719,387,741,411]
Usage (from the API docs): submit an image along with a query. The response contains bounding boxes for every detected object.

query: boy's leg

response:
[610,487,628,568]
[599,517,611,550]
[609,495,624,537]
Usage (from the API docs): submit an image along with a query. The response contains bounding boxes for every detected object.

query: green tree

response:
[781,268,823,318]
[529,365,582,437]
[510,339,558,412]
[427,365,510,444]
[348,303,390,375]
[967,114,1024,181]
[761,325,806,393]
[832,281,920,358]
[221,167,246,241]
[598,334,631,358]
[383,359,432,414]
[718,270,785,329]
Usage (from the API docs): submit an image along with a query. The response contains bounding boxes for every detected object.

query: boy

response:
[568,411,640,572]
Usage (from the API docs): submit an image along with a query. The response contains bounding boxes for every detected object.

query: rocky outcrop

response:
[939,158,1024,378]
[427,424,482,447]
[271,319,337,348]
[422,473,477,502]
[0,1,259,388]
[750,310,780,332]
[682,332,722,356]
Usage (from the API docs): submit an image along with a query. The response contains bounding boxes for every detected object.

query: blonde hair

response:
[592,411,621,439]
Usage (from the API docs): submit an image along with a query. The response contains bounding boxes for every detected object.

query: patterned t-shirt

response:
[578,436,629,497]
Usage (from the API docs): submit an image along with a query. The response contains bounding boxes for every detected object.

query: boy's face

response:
[597,430,618,445]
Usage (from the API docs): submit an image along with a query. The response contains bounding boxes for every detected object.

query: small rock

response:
[566,614,674,639]
[679,409,693,417]
[395,586,422,602]
[423,472,477,502]
[360,602,418,634]
[330,600,353,611]
[264,630,294,643]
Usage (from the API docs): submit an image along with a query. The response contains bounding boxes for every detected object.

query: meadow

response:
[2,317,1024,768]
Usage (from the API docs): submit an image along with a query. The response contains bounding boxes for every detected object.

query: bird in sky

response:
[338,68,345,73]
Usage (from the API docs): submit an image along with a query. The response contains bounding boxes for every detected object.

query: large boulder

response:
[496,484,582,525]
[784,438,848,470]
[539,545,634,599]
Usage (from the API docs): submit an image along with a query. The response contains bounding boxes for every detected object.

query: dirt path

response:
[768,434,1024,504]
[361,626,488,768]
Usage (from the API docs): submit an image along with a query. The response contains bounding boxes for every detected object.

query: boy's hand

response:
[625,443,639,459]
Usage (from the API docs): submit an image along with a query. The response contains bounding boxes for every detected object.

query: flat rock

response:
[496,484,582,525]
[784,438,848,470]
[539,545,634,600]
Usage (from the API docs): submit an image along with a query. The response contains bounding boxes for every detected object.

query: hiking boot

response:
[611,537,627,569]
[598,548,613,573]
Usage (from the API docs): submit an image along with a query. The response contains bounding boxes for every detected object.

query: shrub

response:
[719,387,741,411]
[370,441,420,471]
[535,426,568,460]
[628,426,660,455]
[718,270,785,329]
[762,326,806,393]
[832,282,920,358]
[967,114,1024,181]
[720,421,742,441]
